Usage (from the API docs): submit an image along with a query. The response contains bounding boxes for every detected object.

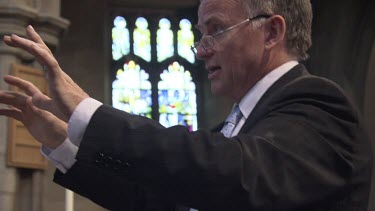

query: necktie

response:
[220,105,243,138]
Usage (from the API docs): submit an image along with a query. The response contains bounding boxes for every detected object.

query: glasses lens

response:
[201,36,214,49]
[191,36,215,60]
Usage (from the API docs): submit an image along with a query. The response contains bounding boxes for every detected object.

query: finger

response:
[26,25,50,52]
[5,34,49,66]
[5,28,64,87]
[0,91,28,109]
[6,34,50,65]
[7,34,34,50]
[3,35,17,47]
[3,75,42,96]
[0,108,23,122]
[7,34,60,76]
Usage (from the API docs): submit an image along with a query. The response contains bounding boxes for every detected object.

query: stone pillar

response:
[0,0,69,210]
[0,54,19,211]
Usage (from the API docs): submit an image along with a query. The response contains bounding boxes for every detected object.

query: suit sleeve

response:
[53,161,175,211]
[66,77,372,210]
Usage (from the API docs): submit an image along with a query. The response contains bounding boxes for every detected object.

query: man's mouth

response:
[207,66,221,79]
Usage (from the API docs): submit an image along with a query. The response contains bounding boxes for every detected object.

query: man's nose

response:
[196,45,213,60]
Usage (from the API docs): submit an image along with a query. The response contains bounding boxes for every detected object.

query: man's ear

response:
[264,15,286,49]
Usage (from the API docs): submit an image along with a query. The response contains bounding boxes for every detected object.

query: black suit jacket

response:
[54,64,372,211]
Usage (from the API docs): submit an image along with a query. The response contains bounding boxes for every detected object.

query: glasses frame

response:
[191,14,272,58]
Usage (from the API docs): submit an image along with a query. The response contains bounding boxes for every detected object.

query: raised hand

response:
[0,76,67,149]
[3,25,89,122]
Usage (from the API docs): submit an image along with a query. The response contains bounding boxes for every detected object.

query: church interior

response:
[0,0,374,210]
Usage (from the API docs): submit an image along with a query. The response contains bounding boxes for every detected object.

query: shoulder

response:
[256,72,363,138]
[285,74,347,96]
[273,74,359,120]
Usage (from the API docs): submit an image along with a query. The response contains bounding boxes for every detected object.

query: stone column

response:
[0,54,19,211]
[0,0,69,210]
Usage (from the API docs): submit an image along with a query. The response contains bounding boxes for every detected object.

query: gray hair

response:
[241,0,313,60]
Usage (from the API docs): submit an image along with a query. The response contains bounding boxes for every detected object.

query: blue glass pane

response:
[134,17,151,62]
[157,18,174,62]
[112,16,130,60]
[112,60,152,118]
[178,19,195,63]
[158,62,197,131]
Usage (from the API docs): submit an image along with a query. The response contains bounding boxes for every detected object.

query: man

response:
[0,0,372,210]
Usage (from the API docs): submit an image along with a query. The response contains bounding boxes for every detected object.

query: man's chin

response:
[210,85,226,97]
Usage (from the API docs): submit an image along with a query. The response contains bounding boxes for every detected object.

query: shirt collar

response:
[237,61,299,119]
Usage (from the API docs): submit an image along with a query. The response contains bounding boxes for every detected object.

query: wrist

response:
[43,119,68,149]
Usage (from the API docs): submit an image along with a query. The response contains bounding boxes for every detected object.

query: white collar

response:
[237,61,299,119]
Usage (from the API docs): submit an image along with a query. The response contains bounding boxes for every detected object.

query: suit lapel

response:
[239,64,309,133]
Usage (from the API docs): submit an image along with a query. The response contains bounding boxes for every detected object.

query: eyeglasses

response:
[191,14,272,59]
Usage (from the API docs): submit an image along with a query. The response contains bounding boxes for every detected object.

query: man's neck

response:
[264,52,297,75]
[234,58,298,103]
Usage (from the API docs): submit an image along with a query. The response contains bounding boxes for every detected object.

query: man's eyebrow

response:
[194,18,214,32]
[194,15,223,32]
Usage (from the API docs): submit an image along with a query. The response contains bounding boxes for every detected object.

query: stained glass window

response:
[112,16,130,60]
[111,13,200,131]
[157,18,174,62]
[112,60,152,118]
[178,19,195,63]
[134,17,151,62]
[158,62,197,131]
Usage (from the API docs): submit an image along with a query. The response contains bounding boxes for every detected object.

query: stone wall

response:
[0,0,68,210]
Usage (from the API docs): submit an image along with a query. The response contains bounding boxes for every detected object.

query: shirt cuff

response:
[41,138,78,174]
[67,98,102,147]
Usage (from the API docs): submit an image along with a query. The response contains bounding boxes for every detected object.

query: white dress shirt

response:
[42,98,102,173]
[42,61,298,174]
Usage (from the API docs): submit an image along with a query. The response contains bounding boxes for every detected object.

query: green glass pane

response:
[157,18,174,62]
[177,19,195,63]
[112,16,130,61]
[134,17,151,62]
[158,62,197,131]
[112,60,152,118]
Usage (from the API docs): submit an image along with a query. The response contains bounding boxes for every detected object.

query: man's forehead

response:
[195,14,226,31]
[197,0,246,26]
[199,0,244,8]
[198,0,246,17]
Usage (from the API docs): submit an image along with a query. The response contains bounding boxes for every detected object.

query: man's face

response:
[197,0,266,101]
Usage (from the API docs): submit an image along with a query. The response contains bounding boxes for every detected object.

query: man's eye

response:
[197,34,204,41]
[212,25,224,34]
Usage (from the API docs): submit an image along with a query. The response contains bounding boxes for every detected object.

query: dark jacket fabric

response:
[54,64,372,211]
